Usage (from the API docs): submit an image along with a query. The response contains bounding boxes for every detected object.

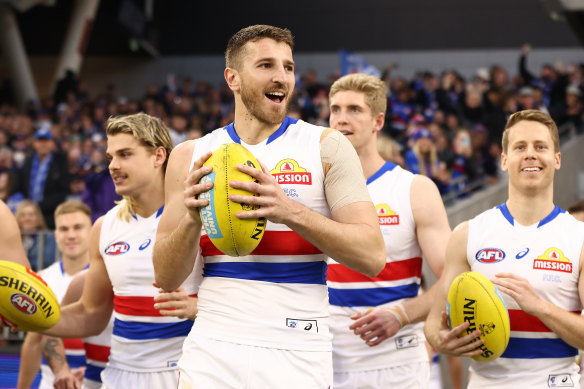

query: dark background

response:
[13,0,581,56]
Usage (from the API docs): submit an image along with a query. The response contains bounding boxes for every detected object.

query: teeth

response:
[523,167,540,172]
[267,92,284,97]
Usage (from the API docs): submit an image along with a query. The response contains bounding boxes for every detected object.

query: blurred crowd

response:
[1,44,583,255]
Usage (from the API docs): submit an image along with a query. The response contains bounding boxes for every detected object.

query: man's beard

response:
[240,79,289,125]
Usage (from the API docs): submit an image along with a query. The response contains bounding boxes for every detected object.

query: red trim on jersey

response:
[83,343,110,362]
[327,257,422,283]
[114,294,197,317]
[509,309,581,332]
[63,338,84,350]
[200,231,322,257]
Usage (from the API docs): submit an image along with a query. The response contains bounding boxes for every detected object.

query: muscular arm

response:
[40,271,88,388]
[493,240,584,350]
[424,222,483,357]
[401,175,451,323]
[17,332,42,389]
[43,218,114,338]
[154,141,206,291]
[0,200,29,267]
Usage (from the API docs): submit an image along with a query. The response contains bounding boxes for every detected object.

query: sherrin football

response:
[0,260,60,331]
[447,271,510,362]
[199,143,266,256]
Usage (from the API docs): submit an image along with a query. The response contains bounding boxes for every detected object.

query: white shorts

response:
[82,378,102,389]
[333,361,430,389]
[100,366,179,389]
[178,335,333,389]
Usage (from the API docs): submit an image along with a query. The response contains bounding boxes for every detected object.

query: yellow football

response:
[0,260,60,331]
[199,143,266,256]
[447,271,510,362]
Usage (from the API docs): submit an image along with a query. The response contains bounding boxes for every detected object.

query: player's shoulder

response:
[170,139,197,160]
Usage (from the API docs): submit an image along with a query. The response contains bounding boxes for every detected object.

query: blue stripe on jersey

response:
[225,116,298,145]
[84,364,104,382]
[328,283,420,307]
[41,354,86,368]
[366,161,397,185]
[497,202,565,228]
[113,318,193,340]
[203,261,327,284]
[502,337,578,359]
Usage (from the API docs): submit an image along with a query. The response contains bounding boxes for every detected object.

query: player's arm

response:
[423,222,483,357]
[402,175,451,322]
[349,176,451,346]
[0,200,29,267]
[17,331,43,389]
[493,239,584,349]
[43,218,114,338]
[41,271,88,389]
[231,131,385,277]
[154,140,211,291]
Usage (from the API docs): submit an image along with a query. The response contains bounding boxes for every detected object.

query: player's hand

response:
[434,311,484,357]
[0,314,18,332]
[53,367,83,389]
[229,160,294,224]
[184,151,214,223]
[492,272,541,315]
[153,283,198,320]
[349,308,401,347]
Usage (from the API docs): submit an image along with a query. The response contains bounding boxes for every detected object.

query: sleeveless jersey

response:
[189,117,332,351]
[39,261,86,388]
[82,316,113,388]
[328,162,428,372]
[467,203,584,388]
[100,205,199,372]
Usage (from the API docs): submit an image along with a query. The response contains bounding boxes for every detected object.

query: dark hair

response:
[225,25,294,70]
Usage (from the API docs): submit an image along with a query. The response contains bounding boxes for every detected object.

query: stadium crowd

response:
[0,44,583,255]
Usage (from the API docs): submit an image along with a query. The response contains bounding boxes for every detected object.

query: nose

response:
[109,156,119,170]
[271,64,287,84]
[331,109,349,128]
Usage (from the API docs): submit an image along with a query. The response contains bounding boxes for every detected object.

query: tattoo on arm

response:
[43,338,66,365]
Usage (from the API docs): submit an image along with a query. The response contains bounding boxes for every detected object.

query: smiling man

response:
[18,201,91,389]
[153,25,385,388]
[425,110,584,388]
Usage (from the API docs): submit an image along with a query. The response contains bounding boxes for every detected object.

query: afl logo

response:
[476,248,506,263]
[10,293,37,314]
[139,239,152,251]
[105,242,130,256]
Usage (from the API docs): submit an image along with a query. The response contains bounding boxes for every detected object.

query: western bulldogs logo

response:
[105,242,130,256]
[11,293,37,314]
[476,248,505,263]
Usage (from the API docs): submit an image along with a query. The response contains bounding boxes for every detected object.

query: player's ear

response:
[225,68,240,92]
[500,152,508,172]
[153,146,167,168]
[373,112,385,132]
[554,151,561,170]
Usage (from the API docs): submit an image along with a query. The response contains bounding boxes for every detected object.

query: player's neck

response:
[131,190,164,218]
[359,149,386,180]
[233,105,283,145]
[506,186,555,226]
[61,254,89,276]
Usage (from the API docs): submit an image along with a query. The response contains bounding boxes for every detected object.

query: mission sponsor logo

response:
[476,248,506,263]
[270,159,312,185]
[533,248,572,274]
[376,204,399,225]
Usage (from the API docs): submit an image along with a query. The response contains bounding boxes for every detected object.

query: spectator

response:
[0,170,23,212]
[14,199,57,271]
[450,128,481,196]
[13,126,70,228]
[551,85,583,130]
[404,128,450,193]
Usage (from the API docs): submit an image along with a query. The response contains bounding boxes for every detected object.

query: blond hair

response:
[54,201,91,221]
[225,25,294,70]
[502,109,559,153]
[15,200,47,230]
[329,73,387,116]
[106,113,173,221]
[377,135,402,165]
[412,142,439,178]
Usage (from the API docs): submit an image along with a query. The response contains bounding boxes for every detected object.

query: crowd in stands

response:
[1,44,583,264]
